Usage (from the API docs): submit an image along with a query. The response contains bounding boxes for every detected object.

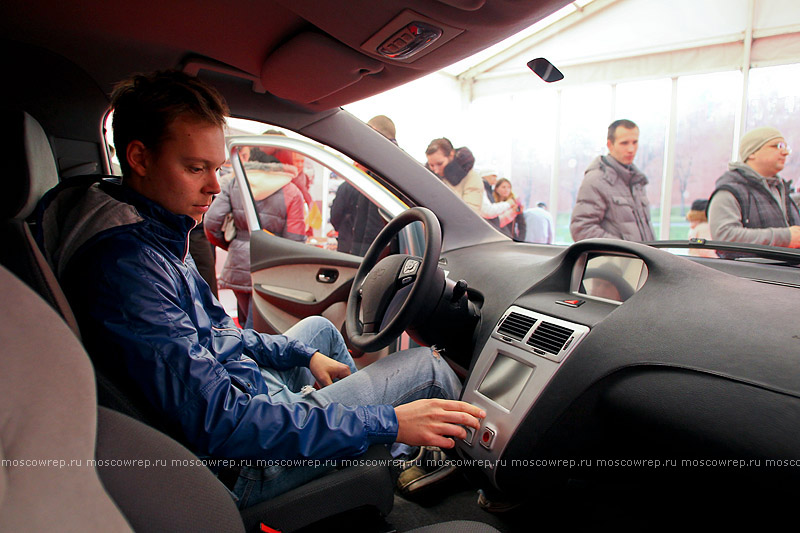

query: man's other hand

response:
[309,351,351,387]
[395,399,486,449]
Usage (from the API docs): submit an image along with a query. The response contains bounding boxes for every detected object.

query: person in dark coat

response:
[330,115,396,255]
[708,126,800,255]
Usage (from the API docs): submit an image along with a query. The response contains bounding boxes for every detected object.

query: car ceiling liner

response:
[260,32,385,104]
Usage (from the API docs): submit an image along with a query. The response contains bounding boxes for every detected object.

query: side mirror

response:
[527,57,564,83]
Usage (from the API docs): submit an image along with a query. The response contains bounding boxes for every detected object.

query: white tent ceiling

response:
[456,0,800,99]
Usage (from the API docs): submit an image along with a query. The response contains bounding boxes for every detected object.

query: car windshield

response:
[335,0,800,261]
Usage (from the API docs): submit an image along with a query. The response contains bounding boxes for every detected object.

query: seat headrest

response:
[4,110,59,221]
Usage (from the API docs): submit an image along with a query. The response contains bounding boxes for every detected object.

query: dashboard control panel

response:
[457,306,590,485]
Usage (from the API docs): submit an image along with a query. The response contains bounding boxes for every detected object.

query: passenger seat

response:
[0,265,134,531]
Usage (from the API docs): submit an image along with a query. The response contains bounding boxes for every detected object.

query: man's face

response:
[426,149,454,178]
[607,126,639,166]
[748,137,789,177]
[129,116,226,223]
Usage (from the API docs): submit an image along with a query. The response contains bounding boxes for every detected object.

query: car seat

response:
[0,109,80,337]
[0,265,133,531]
[0,263,502,533]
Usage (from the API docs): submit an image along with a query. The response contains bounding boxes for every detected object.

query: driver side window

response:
[233,144,390,256]
[219,124,396,256]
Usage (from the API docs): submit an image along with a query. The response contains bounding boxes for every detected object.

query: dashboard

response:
[444,238,800,494]
[457,250,647,481]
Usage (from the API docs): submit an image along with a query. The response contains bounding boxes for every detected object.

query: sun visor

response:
[261,32,385,104]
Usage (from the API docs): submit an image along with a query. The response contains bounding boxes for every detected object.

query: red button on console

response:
[480,427,495,449]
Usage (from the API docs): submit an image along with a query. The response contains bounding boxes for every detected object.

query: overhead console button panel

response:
[377,21,443,60]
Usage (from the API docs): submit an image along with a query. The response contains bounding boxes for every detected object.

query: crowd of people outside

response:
[200,113,800,306]
[423,118,799,253]
[423,138,554,244]
[197,111,800,318]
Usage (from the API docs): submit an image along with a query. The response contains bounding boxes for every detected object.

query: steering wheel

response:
[346,207,443,352]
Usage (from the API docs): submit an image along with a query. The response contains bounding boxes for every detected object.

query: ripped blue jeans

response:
[231,315,462,509]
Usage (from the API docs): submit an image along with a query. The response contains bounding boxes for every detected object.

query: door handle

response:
[316,268,339,284]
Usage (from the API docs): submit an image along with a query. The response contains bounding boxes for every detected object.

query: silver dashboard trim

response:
[458,306,590,486]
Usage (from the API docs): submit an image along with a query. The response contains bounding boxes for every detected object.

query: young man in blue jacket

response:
[41,70,483,508]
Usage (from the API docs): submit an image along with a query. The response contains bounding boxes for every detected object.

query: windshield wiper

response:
[643,239,800,265]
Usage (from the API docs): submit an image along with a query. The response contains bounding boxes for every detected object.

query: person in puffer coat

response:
[570,119,655,242]
[205,161,305,325]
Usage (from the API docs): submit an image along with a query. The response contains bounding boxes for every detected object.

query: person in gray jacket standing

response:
[707,126,800,255]
[570,119,655,242]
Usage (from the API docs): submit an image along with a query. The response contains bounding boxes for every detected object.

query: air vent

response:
[527,321,573,355]
[497,312,536,341]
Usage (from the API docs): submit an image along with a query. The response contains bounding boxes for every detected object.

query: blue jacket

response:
[39,178,397,460]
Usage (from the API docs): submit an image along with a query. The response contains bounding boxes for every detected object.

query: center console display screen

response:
[477,353,535,410]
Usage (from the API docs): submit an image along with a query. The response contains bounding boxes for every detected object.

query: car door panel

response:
[249,230,359,334]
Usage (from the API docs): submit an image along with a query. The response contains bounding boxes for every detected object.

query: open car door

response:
[224,134,423,356]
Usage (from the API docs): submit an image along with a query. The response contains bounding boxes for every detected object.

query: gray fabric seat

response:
[0,264,246,532]
[0,266,135,531]
[0,276,501,532]
[96,407,246,532]
[0,110,80,337]
[1,265,496,533]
